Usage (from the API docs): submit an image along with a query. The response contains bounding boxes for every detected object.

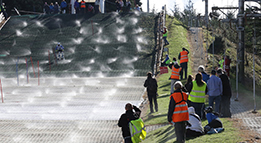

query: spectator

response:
[218,56,225,69]
[168,58,182,94]
[80,0,86,14]
[126,0,131,12]
[94,0,100,14]
[161,54,170,67]
[60,0,67,14]
[224,56,231,77]
[178,47,189,80]
[217,68,232,118]
[54,2,60,14]
[118,103,141,143]
[115,0,121,12]
[186,107,204,138]
[87,4,94,14]
[168,81,189,143]
[184,75,193,93]
[143,72,158,113]
[119,0,124,11]
[49,3,54,14]
[1,3,8,20]
[73,0,79,12]
[134,4,141,11]
[198,65,209,83]
[161,26,169,46]
[187,73,207,119]
[43,2,50,14]
[207,70,222,113]
[204,106,223,133]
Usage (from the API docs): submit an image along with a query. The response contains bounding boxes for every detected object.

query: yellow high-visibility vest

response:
[188,80,207,103]
[129,118,146,143]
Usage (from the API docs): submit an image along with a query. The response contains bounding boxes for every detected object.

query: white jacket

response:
[186,107,204,133]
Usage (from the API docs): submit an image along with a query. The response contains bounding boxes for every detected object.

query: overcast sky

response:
[140,0,259,17]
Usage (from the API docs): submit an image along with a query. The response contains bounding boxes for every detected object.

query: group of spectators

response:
[43,0,100,15]
[115,0,141,13]
[160,45,231,142]
[43,0,68,14]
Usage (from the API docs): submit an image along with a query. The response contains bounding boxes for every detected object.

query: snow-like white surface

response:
[0,77,146,120]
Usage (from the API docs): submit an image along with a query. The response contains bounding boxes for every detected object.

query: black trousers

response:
[220,95,231,117]
[148,93,158,113]
[180,62,188,79]
[175,121,186,143]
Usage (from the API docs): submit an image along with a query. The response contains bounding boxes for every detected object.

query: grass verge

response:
[142,16,245,142]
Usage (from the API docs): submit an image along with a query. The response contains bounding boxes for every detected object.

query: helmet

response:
[57,42,60,46]
[204,106,213,113]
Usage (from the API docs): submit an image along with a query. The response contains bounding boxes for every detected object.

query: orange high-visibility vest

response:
[171,65,182,80]
[180,51,188,63]
[170,92,189,123]
[81,1,86,8]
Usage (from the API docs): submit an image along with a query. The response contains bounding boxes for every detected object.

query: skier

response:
[55,43,65,60]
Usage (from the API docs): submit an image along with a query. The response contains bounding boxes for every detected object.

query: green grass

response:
[142,16,245,142]
[143,118,242,143]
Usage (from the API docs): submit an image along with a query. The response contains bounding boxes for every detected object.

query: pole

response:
[16,58,19,86]
[252,19,256,113]
[25,58,28,84]
[205,0,208,64]
[147,0,149,12]
[30,57,36,78]
[238,0,245,83]
[38,61,40,86]
[48,50,51,72]
[91,20,94,35]
[0,79,3,103]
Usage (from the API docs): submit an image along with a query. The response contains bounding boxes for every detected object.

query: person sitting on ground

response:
[198,65,209,83]
[118,103,141,143]
[186,106,204,138]
[55,42,65,60]
[204,106,224,134]
[161,54,170,66]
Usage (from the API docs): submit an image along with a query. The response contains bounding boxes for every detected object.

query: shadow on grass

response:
[160,82,171,88]
[143,113,168,122]
[158,94,170,99]
[157,126,176,143]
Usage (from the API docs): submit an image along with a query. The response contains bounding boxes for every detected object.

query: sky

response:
[140,0,259,17]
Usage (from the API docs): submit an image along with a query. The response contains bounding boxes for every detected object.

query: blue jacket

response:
[207,75,222,96]
[206,112,219,124]
[60,1,67,8]
[201,72,210,83]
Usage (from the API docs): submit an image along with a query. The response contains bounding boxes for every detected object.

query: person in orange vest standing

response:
[168,81,189,143]
[168,58,182,94]
[80,0,86,14]
[178,47,189,80]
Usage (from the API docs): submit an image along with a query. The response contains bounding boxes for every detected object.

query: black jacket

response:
[118,106,141,137]
[144,77,158,94]
[219,74,232,98]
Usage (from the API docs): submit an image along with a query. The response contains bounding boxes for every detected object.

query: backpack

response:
[129,118,146,143]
